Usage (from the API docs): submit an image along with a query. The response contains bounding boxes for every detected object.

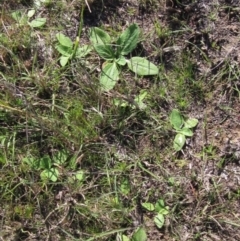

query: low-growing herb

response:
[12,9,46,28]
[89,24,159,91]
[55,33,92,67]
[170,109,198,151]
[142,198,169,229]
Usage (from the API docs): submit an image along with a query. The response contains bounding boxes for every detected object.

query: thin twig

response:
[84,0,91,13]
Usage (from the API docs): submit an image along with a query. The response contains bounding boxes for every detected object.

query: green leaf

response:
[170,109,183,130]
[115,56,127,66]
[23,157,39,169]
[155,199,165,212]
[154,213,165,229]
[39,156,52,169]
[29,18,46,28]
[113,98,128,107]
[100,62,119,91]
[155,200,169,215]
[116,234,130,241]
[27,9,35,18]
[141,202,155,211]
[134,90,148,110]
[94,44,115,60]
[11,11,22,22]
[173,133,186,151]
[60,56,70,67]
[135,90,148,102]
[56,33,73,48]
[40,168,59,182]
[75,45,92,58]
[120,178,130,195]
[121,235,130,241]
[55,44,72,57]
[158,207,169,215]
[12,11,27,24]
[89,27,111,45]
[177,127,193,137]
[184,118,198,128]
[52,151,68,165]
[75,170,85,181]
[116,24,140,55]
[127,57,159,76]
[132,227,147,241]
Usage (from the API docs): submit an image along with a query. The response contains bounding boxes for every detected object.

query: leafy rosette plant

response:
[170,109,198,151]
[12,9,46,28]
[55,33,92,67]
[90,24,159,91]
[142,199,169,229]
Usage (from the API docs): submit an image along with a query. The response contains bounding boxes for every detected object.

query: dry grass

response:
[1,0,240,240]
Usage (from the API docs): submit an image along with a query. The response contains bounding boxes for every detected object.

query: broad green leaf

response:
[120,178,130,195]
[116,24,140,55]
[177,127,193,137]
[132,227,147,241]
[100,62,119,91]
[29,18,46,28]
[135,90,148,102]
[155,199,165,212]
[121,235,130,241]
[55,44,72,57]
[94,44,115,60]
[113,98,128,107]
[27,9,35,18]
[141,202,155,211]
[184,118,198,128]
[155,200,169,215]
[75,170,85,181]
[158,207,169,215]
[40,168,59,182]
[116,56,127,66]
[75,45,92,58]
[136,101,146,110]
[116,234,130,241]
[154,213,165,229]
[39,156,52,169]
[11,11,22,22]
[60,56,70,67]
[170,109,183,130]
[52,151,68,165]
[34,0,42,8]
[11,11,27,24]
[56,33,73,48]
[89,27,111,45]
[173,133,186,151]
[127,57,159,76]
[23,157,39,169]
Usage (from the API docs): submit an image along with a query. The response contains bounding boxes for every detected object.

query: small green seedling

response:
[142,199,169,229]
[113,90,148,110]
[23,155,59,182]
[23,151,67,182]
[117,227,147,241]
[55,33,92,67]
[23,151,86,182]
[132,227,147,241]
[170,109,198,151]
[120,178,131,196]
[11,9,46,28]
[89,24,159,91]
